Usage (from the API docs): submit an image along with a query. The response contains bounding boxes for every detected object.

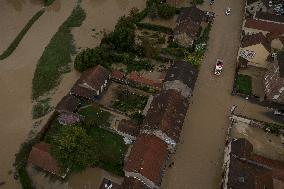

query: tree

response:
[140,36,160,59]
[184,51,203,67]
[50,125,98,172]
[157,4,176,19]
[148,4,158,20]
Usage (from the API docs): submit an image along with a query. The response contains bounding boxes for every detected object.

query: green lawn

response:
[112,91,148,113]
[78,104,111,128]
[88,127,128,176]
[32,5,86,100]
[235,74,252,95]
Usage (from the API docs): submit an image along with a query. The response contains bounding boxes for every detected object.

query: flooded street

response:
[0,1,76,188]
[162,0,280,188]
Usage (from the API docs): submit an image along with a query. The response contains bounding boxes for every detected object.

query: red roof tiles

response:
[128,72,162,89]
[111,70,125,80]
[124,134,168,186]
[28,142,61,175]
[244,18,284,35]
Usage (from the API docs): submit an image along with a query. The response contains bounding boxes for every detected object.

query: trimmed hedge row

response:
[136,22,173,34]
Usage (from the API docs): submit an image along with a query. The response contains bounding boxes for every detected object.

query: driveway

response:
[161,0,279,188]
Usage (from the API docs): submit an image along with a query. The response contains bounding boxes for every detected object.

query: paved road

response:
[161,0,279,188]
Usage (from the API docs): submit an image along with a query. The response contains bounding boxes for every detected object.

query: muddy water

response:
[0,1,76,188]
[0,0,42,53]
[72,0,146,49]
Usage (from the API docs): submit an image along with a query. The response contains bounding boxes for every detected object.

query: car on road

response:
[225,7,231,15]
[214,59,224,76]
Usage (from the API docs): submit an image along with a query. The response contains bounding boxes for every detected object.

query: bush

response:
[184,51,203,67]
[235,74,252,95]
[0,10,44,60]
[264,123,284,135]
[18,168,32,189]
[157,4,176,19]
[74,47,110,72]
[136,22,173,34]
[44,0,55,6]
[130,112,145,125]
[32,98,52,119]
[193,0,204,4]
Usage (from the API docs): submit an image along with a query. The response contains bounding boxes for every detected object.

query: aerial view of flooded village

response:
[0,0,284,188]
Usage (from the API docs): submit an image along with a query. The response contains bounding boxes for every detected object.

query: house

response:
[243,17,284,36]
[124,134,169,189]
[163,61,198,98]
[264,51,284,104]
[238,33,271,68]
[121,177,151,189]
[28,142,62,177]
[128,71,162,90]
[55,94,80,113]
[222,138,274,189]
[141,89,189,150]
[174,6,208,48]
[71,65,110,100]
[57,112,80,125]
[111,70,126,83]
[116,119,140,140]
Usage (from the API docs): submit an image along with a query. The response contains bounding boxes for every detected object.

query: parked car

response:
[225,7,231,15]
[274,109,284,116]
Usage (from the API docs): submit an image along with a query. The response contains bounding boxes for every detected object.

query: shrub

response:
[184,51,203,67]
[157,4,176,19]
[18,168,32,189]
[264,123,284,135]
[235,74,252,95]
[193,0,204,5]
[44,0,55,6]
[130,112,145,125]
[32,98,52,119]
[136,22,173,34]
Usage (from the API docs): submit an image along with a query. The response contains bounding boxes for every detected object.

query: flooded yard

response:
[231,118,284,162]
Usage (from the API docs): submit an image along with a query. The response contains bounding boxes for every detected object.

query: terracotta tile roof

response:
[117,119,140,137]
[231,138,253,158]
[71,83,97,100]
[55,94,80,113]
[57,112,80,125]
[124,134,168,186]
[227,156,273,189]
[177,6,207,24]
[244,18,284,35]
[249,154,284,181]
[121,177,150,189]
[165,61,198,89]
[255,12,284,24]
[76,65,110,91]
[111,70,125,80]
[28,142,61,175]
[128,72,162,89]
[241,33,271,52]
[141,89,188,143]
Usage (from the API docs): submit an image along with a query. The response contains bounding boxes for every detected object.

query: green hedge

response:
[136,22,173,34]
[235,74,252,95]
[0,10,44,60]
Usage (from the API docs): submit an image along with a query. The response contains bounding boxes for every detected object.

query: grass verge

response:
[32,5,86,100]
[235,74,252,95]
[0,10,44,60]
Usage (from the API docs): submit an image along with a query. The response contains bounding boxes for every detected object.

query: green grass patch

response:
[32,5,86,100]
[78,104,111,128]
[0,10,44,60]
[88,127,128,176]
[112,91,148,113]
[235,74,252,95]
[32,98,52,119]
